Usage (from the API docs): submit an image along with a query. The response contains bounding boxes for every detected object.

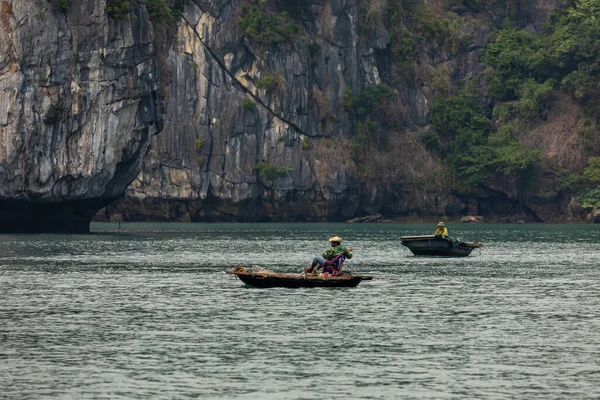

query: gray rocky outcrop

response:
[460,216,483,223]
[0,0,580,231]
[100,0,572,224]
[346,214,393,223]
[591,209,600,224]
[0,0,162,232]
[99,0,493,223]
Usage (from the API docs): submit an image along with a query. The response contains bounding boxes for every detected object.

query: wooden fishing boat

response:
[400,235,483,257]
[226,267,373,288]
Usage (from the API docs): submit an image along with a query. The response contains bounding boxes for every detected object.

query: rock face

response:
[99,0,576,224]
[460,216,483,223]
[0,0,582,231]
[346,214,390,223]
[0,0,162,232]
[591,209,600,224]
[103,0,365,223]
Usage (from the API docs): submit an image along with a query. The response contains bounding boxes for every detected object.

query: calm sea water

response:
[1,223,600,399]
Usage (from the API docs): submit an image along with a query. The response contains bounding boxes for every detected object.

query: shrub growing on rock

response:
[56,0,69,11]
[106,0,132,19]
[237,0,301,45]
[254,162,291,180]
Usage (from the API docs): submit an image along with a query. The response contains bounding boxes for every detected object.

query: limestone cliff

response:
[0,0,162,232]
[0,0,591,232]
[101,0,585,223]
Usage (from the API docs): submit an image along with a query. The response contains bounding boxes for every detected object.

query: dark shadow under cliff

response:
[0,198,118,233]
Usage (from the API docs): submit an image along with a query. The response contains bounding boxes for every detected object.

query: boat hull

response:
[401,235,475,257]
[226,269,372,288]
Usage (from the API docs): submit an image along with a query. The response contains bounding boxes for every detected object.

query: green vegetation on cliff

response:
[238,0,301,45]
[486,1,600,115]
[243,99,256,110]
[346,85,397,163]
[482,0,600,202]
[374,0,598,198]
[428,94,541,188]
[579,157,600,207]
[106,0,132,19]
[254,162,291,180]
[256,74,283,91]
[55,0,69,11]
[146,0,174,23]
[105,0,183,22]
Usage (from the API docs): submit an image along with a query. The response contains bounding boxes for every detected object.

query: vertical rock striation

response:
[103,0,395,222]
[0,0,578,229]
[0,0,162,232]
[105,0,571,223]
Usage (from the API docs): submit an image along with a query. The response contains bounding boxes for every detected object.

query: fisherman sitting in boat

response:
[434,221,449,237]
[305,236,353,275]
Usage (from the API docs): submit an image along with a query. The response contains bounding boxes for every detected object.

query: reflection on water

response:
[1,223,600,399]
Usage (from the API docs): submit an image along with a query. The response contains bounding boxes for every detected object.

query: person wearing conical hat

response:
[305,236,353,275]
[434,221,449,237]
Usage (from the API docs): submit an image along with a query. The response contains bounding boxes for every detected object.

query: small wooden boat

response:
[226,267,373,288]
[401,235,483,257]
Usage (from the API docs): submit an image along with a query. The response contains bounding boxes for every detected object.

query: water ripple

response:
[1,223,600,398]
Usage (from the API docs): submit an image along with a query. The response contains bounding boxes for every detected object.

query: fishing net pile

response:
[250,265,278,275]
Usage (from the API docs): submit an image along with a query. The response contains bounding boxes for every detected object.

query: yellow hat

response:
[438,222,445,227]
[329,236,343,243]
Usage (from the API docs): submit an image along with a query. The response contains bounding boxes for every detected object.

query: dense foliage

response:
[482,0,600,201]
[579,157,600,207]
[55,0,69,11]
[255,74,283,91]
[254,163,292,180]
[146,0,174,23]
[486,1,600,117]
[428,95,541,188]
[106,0,132,19]
[242,99,256,110]
[233,0,600,206]
[238,0,301,45]
[345,85,397,161]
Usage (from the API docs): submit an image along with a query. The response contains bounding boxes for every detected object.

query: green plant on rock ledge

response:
[194,138,204,152]
[243,99,256,110]
[301,137,310,150]
[237,0,301,45]
[106,0,132,19]
[353,85,396,119]
[147,0,174,23]
[308,42,321,59]
[105,0,179,23]
[254,162,291,180]
[55,0,69,11]
[341,86,353,111]
[255,74,283,91]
